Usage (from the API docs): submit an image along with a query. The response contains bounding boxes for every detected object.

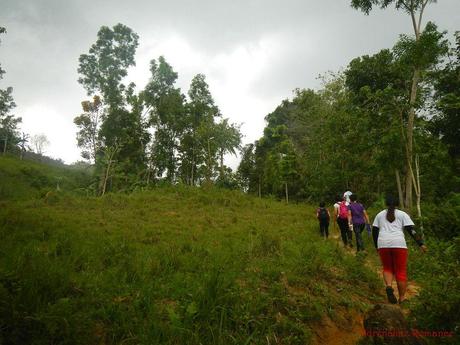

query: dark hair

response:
[350,194,357,202]
[319,202,325,207]
[385,195,398,222]
[336,195,343,202]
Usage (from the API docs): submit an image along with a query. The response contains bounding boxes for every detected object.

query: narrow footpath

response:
[312,230,421,345]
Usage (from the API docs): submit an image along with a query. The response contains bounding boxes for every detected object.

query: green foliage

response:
[421,193,460,240]
[409,237,460,344]
[0,26,21,154]
[143,56,185,182]
[0,184,381,344]
[178,74,221,185]
[73,95,103,162]
[237,144,258,193]
[99,107,149,176]
[0,156,92,200]
[242,28,454,205]
[351,0,437,16]
[76,29,242,191]
[394,22,448,71]
[430,31,460,169]
[78,23,139,109]
[76,24,150,193]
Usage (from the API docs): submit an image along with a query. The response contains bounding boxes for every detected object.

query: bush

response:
[422,193,460,240]
[409,237,460,344]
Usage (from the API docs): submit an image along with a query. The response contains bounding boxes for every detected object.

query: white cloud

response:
[127,33,285,169]
[20,104,81,162]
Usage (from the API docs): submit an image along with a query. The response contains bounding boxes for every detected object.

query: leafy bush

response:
[409,237,460,344]
[422,193,460,240]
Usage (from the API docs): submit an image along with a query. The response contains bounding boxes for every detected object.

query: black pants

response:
[319,220,329,238]
[353,223,365,251]
[337,217,352,245]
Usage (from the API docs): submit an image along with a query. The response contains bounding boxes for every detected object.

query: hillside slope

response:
[0,184,383,345]
[0,155,91,200]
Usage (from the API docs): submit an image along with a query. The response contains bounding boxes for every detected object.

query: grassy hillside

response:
[0,155,91,200]
[0,184,383,345]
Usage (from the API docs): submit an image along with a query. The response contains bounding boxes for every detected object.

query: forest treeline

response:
[74,24,242,194]
[238,28,459,206]
[1,0,459,209]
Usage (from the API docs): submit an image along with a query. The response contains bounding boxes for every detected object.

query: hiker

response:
[336,195,353,247]
[372,195,427,305]
[347,194,370,252]
[343,190,352,203]
[333,195,341,232]
[316,202,330,239]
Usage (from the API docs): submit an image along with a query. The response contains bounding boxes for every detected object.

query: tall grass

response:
[0,185,381,344]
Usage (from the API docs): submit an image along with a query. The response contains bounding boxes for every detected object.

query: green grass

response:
[0,184,383,345]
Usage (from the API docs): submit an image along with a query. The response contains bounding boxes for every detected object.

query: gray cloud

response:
[1,0,459,162]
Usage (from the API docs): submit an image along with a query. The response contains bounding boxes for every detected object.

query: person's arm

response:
[347,209,352,226]
[333,206,337,229]
[363,209,370,224]
[404,225,427,251]
[372,226,379,249]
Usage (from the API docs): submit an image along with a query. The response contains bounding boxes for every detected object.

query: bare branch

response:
[417,0,430,34]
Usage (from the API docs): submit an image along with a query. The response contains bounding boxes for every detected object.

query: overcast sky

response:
[1,0,459,166]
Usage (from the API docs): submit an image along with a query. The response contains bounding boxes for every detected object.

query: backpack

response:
[338,201,348,219]
[318,207,329,221]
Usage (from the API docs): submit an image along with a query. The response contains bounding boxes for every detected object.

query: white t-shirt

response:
[333,203,340,217]
[373,209,415,249]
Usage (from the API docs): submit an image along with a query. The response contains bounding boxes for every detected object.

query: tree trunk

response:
[258,176,261,198]
[395,170,404,209]
[190,152,195,187]
[206,138,212,185]
[220,150,224,180]
[3,136,7,155]
[285,182,289,204]
[404,68,421,209]
[414,154,424,236]
[146,166,151,185]
[101,160,112,196]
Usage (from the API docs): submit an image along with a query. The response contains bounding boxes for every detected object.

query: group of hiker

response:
[316,191,370,250]
[316,192,427,305]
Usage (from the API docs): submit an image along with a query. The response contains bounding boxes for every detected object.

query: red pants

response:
[378,248,408,282]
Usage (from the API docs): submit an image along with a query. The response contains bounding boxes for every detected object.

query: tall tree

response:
[0,27,21,154]
[143,56,185,182]
[237,144,258,193]
[351,0,446,208]
[179,74,220,185]
[31,134,50,156]
[74,95,103,163]
[78,23,139,110]
[214,119,242,181]
[430,31,460,171]
[77,24,148,190]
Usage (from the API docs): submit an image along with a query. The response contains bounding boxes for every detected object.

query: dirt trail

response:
[312,232,422,344]
[312,312,365,345]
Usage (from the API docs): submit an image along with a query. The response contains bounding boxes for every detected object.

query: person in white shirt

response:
[335,194,353,247]
[333,195,341,232]
[372,196,427,304]
[343,191,352,204]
